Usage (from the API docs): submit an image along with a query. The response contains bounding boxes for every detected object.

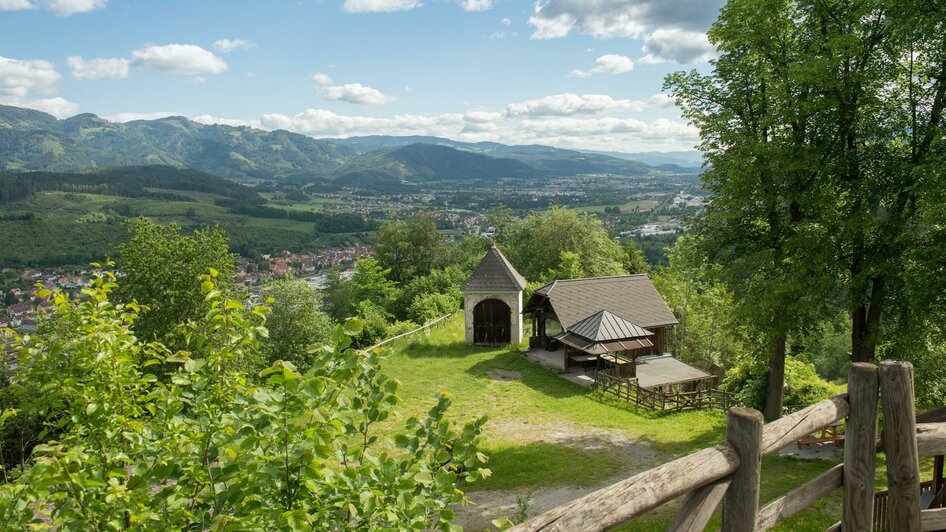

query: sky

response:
[0,0,725,153]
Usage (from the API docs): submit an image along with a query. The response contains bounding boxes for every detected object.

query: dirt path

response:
[454,420,662,531]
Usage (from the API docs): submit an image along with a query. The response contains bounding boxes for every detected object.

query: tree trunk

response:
[763,334,787,421]
[851,276,885,363]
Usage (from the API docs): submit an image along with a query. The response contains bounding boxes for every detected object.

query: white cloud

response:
[528,0,724,40]
[260,108,463,137]
[43,0,106,16]
[0,56,80,118]
[312,72,333,86]
[212,38,256,53]
[591,54,633,74]
[131,44,227,75]
[464,111,502,123]
[639,28,717,64]
[490,31,507,39]
[502,17,511,26]
[0,56,61,97]
[646,93,674,108]
[20,96,79,117]
[0,0,106,15]
[504,93,643,117]
[341,0,421,13]
[568,69,591,78]
[103,111,181,122]
[459,0,491,11]
[66,56,129,80]
[321,83,395,105]
[0,0,36,11]
[192,114,261,128]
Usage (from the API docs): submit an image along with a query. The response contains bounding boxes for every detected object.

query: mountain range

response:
[0,105,701,188]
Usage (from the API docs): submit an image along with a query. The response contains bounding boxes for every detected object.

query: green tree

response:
[503,207,626,282]
[261,277,334,370]
[322,268,355,322]
[621,240,649,274]
[351,257,398,312]
[375,214,445,284]
[115,218,235,349]
[0,269,488,529]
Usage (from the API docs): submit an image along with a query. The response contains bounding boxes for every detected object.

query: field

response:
[0,189,369,267]
[381,316,844,531]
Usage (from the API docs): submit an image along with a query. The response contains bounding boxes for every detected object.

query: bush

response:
[0,269,489,529]
[408,292,460,324]
[724,357,844,411]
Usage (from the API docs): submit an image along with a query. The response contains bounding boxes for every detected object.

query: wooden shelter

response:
[524,275,678,354]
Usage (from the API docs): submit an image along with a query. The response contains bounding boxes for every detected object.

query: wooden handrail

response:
[756,464,843,530]
[917,423,946,457]
[511,393,851,531]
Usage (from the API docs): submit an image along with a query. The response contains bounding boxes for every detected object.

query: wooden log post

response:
[667,477,731,532]
[723,407,764,532]
[880,360,922,532]
[843,362,879,531]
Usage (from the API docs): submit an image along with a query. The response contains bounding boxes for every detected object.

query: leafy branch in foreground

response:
[0,267,488,530]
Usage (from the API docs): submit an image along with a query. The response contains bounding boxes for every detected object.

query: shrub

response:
[724,356,844,411]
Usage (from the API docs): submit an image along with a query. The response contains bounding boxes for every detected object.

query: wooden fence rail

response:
[511,360,946,532]
[594,370,740,413]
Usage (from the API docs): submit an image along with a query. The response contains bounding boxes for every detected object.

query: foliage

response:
[408,292,460,324]
[352,300,395,348]
[260,277,334,370]
[653,237,749,375]
[374,214,446,284]
[351,258,398,313]
[394,266,467,322]
[0,269,488,529]
[621,240,649,274]
[115,219,236,351]
[724,357,844,412]
[502,207,626,282]
[322,268,356,322]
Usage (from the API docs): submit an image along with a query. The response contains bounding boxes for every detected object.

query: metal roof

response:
[554,332,653,355]
[462,246,527,292]
[527,275,678,329]
[568,310,653,342]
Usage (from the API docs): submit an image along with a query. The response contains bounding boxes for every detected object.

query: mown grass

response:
[383,315,846,530]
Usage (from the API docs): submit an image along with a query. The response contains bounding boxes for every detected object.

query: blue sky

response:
[0,0,724,152]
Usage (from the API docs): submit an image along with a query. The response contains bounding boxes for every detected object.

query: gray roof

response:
[462,246,527,292]
[529,275,678,329]
[636,355,713,389]
[568,310,652,342]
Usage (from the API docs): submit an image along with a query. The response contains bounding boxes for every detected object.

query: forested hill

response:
[0,105,355,181]
[0,105,690,186]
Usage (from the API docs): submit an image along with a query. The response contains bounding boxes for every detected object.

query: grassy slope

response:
[383,315,843,530]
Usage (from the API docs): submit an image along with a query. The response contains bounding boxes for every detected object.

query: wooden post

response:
[667,478,731,531]
[843,362,879,531]
[723,407,764,531]
[934,455,944,504]
[880,360,921,532]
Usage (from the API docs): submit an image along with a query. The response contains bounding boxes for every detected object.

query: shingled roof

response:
[462,246,527,292]
[528,275,678,329]
[568,310,653,342]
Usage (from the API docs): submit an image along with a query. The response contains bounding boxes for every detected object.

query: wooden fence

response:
[594,370,741,413]
[366,312,454,350]
[510,361,946,531]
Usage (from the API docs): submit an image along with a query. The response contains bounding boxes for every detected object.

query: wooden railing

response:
[511,361,946,532]
[874,480,941,531]
[594,369,740,413]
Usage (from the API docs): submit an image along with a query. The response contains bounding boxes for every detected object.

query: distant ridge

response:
[0,105,701,187]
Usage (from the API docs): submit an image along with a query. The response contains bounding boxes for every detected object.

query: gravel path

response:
[454,420,662,531]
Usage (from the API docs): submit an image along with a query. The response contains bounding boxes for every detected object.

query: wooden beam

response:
[916,423,946,457]
[760,394,850,456]
[667,477,731,532]
[756,463,843,531]
[510,443,740,531]
[880,360,922,532]
[921,508,946,531]
[843,362,879,532]
[723,408,764,532]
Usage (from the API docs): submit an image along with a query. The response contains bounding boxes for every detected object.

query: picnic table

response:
[796,423,845,448]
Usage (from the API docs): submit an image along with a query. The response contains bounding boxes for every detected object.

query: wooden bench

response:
[796,424,845,448]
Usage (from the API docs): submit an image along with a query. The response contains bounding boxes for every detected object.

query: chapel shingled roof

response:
[462,246,527,292]
[528,274,678,329]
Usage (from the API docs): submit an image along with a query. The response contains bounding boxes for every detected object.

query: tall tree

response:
[261,277,334,370]
[374,214,444,284]
[115,218,235,348]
